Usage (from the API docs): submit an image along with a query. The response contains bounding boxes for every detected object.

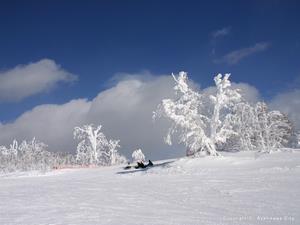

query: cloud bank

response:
[270,89,300,130]
[0,72,264,160]
[0,75,182,160]
[0,59,77,102]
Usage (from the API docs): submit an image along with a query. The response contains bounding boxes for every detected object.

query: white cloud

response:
[231,82,261,103]
[269,89,300,130]
[0,59,77,102]
[211,27,231,39]
[0,74,183,160]
[210,27,231,55]
[0,99,90,151]
[214,42,270,65]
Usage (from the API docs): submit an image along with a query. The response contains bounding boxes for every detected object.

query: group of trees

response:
[73,124,127,166]
[0,138,75,173]
[225,101,292,153]
[0,124,127,173]
[1,71,298,173]
[0,124,135,173]
[154,72,294,156]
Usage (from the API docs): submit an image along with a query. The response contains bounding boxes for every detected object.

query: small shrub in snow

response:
[132,149,145,162]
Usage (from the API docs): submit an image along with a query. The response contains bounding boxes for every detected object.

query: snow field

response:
[0,151,299,225]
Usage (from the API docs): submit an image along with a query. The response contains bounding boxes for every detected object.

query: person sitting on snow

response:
[135,160,153,169]
[135,161,146,169]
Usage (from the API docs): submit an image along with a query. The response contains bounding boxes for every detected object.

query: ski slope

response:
[0,150,299,225]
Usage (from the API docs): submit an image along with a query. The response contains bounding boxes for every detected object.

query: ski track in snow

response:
[0,151,299,225]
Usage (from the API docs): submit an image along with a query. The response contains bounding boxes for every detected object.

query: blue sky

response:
[0,1,300,157]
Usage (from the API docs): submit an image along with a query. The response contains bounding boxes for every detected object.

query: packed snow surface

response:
[1,151,299,225]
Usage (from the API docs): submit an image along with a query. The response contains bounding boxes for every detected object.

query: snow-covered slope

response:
[1,151,299,225]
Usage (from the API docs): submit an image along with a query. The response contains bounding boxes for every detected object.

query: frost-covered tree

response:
[224,102,257,151]
[0,140,18,171]
[252,102,292,152]
[209,74,241,146]
[73,124,126,166]
[154,72,213,156]
[101,139,127,166]
[74,124,105,165]
[17,138,51,171]
[297,132,300,148]
[226,102,292,152]
[154,71,241,156]
[132,149,145,162]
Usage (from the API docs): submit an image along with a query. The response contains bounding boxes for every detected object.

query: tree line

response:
[1,72,299,173]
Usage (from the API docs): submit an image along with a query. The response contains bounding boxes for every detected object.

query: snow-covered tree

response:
[297,132,300,148]
[0,140,18,171]
[209,74,241,147]
[73,124,126,166]
[74,124,105,165]
[101,139,127,166]
[154,71,241,156]
[224,102,257,151]
[132,149,145,162]
[17,138,51,171]
[252,102,292,152]
[226,102,292,152]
